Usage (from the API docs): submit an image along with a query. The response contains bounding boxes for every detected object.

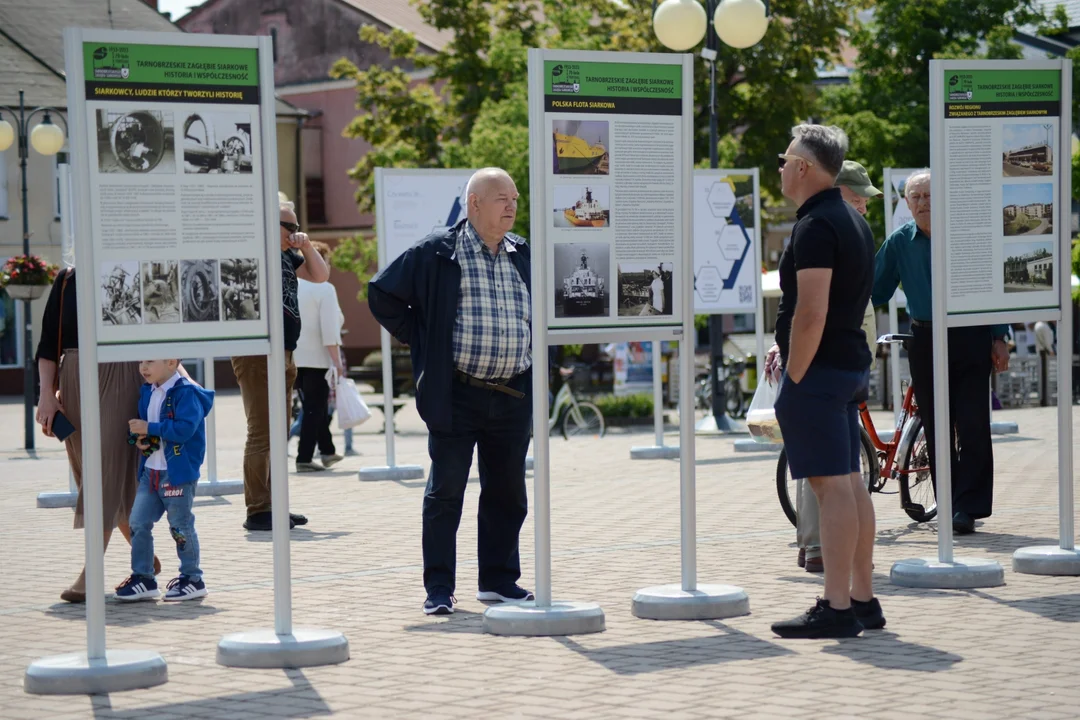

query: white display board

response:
[692,169,760,314]
[378,168,474,264]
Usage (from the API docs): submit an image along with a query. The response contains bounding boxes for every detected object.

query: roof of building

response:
[0,0,305,116]
[1034,0,1080,28]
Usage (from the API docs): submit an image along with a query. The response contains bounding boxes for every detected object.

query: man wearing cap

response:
[790,160,883,573]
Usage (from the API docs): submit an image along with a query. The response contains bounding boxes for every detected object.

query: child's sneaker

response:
[164,575,207,602]
[115,575,160,601]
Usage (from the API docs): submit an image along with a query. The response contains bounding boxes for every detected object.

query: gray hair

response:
[791,124,849,178]
[904,169,931,194]
[280,200,295,212]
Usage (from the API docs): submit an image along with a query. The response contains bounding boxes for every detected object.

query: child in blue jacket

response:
[116,359,215,602]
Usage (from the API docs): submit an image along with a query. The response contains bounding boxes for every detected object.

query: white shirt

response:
[146,371,181,471]
[651,277,664,314]
[294,279,345,369]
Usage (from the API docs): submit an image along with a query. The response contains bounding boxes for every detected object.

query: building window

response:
[269,27,278,64]
[302,125,326,225]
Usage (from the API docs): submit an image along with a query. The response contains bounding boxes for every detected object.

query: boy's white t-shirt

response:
[146,372,181,471]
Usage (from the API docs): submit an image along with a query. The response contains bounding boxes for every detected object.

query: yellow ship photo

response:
[552,119,610,175]
[563,187,609,227]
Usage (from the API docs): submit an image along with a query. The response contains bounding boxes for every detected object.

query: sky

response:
[1002,123,1055,152]
[156,0,198,21]
[1003,240,1053,259]
[1002,182,1053,207]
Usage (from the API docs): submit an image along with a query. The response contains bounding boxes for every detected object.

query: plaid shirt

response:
[452,222,532,380]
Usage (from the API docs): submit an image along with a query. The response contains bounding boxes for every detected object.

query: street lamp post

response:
[652,0,768,432]
[0,90,68,451]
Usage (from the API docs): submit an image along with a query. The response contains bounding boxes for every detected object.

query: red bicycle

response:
[776,334,937,526]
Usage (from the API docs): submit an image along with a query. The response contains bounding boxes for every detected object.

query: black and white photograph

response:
[552,119,609,175]
[220,258,260,321]
[99,261,142,326]
[1003,241,1055,293]
[181,260,221,322]
[182,112,255,174]
[141,261,181,324]
[554,243,610,318]
[95,110,175,174]
[618,261,674,317]
[1002,123,1054,177]
[553,185,610,228]
[1003,183,1053,237]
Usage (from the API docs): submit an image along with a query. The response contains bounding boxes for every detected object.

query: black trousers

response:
[296,367,336,463]
[908,324,994,519]
[422,372,531,594]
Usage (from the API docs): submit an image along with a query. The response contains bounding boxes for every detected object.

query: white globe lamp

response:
[30,117,65,156]
[0,117,14,152]
[653,0,708,52]
[714,0,769,49]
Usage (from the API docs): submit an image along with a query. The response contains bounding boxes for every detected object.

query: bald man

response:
[369,168,535,615]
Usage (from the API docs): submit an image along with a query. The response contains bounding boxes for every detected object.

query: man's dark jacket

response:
[367,219,531,433]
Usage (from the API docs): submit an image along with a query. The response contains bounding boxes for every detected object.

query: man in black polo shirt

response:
[768,125,883,638]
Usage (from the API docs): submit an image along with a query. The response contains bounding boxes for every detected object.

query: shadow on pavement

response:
[695,454,779,468]
[90,668,330,719]
[951,530,1060,556]
[965,589,1080,623]
[403,608,485,634]
[45,598,223,627]
[245,529,353,543]
[821,631,963,671]
[554,621,793,675]
[776,573,962,599]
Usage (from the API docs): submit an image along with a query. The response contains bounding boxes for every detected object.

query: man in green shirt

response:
[871,171,1010,535]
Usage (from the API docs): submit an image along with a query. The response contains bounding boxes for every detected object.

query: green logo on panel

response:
[92,45,131,79]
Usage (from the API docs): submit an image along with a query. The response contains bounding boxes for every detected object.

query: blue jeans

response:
[423,372,532,593]
[130,468,201,580]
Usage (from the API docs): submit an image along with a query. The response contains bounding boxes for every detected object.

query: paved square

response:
[1,393,1077,719]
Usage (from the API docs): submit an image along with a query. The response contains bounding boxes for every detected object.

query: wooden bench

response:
[365,399,407,434]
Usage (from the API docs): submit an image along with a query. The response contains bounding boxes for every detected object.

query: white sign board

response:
[693,169,760,314]
[376,168,474,264]
[886,168,921,233]
[67,32,275,361]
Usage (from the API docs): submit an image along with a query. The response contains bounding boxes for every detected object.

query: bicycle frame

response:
[549,382,578,432]
[859,383,927,482]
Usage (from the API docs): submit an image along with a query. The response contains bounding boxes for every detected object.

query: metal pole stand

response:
[732,438,780,454]
[631,342,680,459]
[198,358,243,497]
[359,329,424,482]
[37,470,78,508]
[25,651,167,695]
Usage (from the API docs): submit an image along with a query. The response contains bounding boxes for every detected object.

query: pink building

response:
[180,0,449,360]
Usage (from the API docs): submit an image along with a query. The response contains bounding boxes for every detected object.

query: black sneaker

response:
[476,584,535,603]
[771,598,864,639]
[423,587,455,616]
[851,597,886,630]
[290,513,308,526]
[243,511,297,531]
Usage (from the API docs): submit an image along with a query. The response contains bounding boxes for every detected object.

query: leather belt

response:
[454,370,525,399]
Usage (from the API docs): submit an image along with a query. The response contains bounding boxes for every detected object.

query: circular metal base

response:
[196,479,244,496]
[990,421,1019,435]
[36,491,78,509]
[632,584,750,620]
[358,465,425,482]
[24,650,167,695]
[216,628,350,668]
[890,557,1005,589]
[1013,546,1080,575]
[733,439,782,454]
[482,601,605,637]
[630,445,681,460]
[694,415,748,436]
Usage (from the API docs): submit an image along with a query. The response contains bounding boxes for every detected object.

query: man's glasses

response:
[778,154,814,169]
[280,221,300,233]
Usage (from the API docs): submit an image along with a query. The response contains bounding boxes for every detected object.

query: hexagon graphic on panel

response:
[695,265,724,303]
[706,181,736,219]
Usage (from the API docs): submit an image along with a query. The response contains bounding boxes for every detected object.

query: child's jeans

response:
[130,468,201,580]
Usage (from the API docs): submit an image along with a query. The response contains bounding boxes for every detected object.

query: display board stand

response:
[357,328,424,481]
[630,342,679,459]
[892,59,1074,587]
[198,357,243,496]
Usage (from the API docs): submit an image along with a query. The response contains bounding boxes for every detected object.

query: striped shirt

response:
[452,222,532,380]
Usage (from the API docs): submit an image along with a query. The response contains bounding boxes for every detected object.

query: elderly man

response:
[792,160,883,574]
[369,167,534,616]
[769,125,883,639]
[232,200,330,532]
[872,171,1010,535]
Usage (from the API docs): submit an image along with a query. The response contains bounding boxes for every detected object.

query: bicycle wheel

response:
[725,377,745,418]
[561,401,605,439]
[775,428,878,529]
[899,416,938,522]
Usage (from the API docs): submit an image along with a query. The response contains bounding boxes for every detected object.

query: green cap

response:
[835,160,883,198]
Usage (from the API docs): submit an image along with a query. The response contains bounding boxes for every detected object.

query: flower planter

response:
[4,284,48,301]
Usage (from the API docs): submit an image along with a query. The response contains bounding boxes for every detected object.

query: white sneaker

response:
[321,454,344,468]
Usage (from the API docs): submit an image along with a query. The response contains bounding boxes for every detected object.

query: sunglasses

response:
[280,220,300,233]
[778,154,815,169]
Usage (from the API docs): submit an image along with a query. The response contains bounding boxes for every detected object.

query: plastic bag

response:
[746,379,783,444]
[331,369,371,430]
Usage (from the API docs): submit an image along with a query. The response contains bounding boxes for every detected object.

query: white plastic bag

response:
[746,379,783,444]
[332,369,371,430]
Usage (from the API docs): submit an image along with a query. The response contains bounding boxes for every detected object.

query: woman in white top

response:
[293,242,346,472]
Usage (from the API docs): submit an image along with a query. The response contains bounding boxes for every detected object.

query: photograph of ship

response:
[554,243,610,318]
[220,258,261,321]
[181,260,221,322]
[552,120,609,175]
[618,262,674,317]
[100,261,142,326]
[141,261,180,324]
[95,109,175,174]
[553,185,610,228]
[182,112,254,174]
[1002,123,1054,177]
[1003,183,1053,236]
[1003,241,1054,293]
